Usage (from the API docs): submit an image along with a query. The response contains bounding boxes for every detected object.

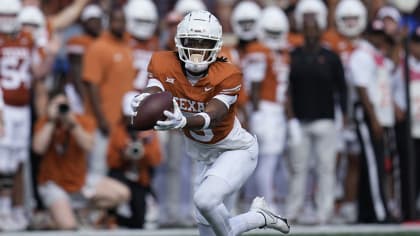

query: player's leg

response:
[87,175,130,208]
[12,162,29,230]
[286,123,311,221]
[254,109,287,210]
[193,140,258,236]
[255,154,278,208]
[0,168,17,231]
[38,182,77,230]
[10,106,32,230]
[312,119,337,223]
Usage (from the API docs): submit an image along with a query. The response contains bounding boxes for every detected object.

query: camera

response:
[58,103,70,114]
[125,141,144,160]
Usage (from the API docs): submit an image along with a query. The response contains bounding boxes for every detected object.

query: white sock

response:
[229,211,265,236]
[200,204,232,236]
[0,196,12,215]
[198,223,216,236]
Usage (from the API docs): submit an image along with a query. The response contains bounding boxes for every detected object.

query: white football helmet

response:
[175,10,223,73]
[18,6,46,33]
[388,0,419,13]
[175,0,207,15]
[294,0,327,31]
[335,0,367,38]
[0,0,22,33]
[231,1,261,41]
[258,6,289,50]
[125,0,158,40]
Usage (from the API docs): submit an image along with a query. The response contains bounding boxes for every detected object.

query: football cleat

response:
[250,197,290,234]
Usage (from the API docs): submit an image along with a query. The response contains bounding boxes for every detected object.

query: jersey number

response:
[1,57,30,90]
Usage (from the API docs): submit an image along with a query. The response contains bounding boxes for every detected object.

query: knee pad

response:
[193,188,224,213]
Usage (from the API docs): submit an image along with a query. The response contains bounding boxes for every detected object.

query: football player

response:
[125,0,159,91]
[323,0,367,223]
[0,0,55,231]
[131,10,290,236]
[254,5,290,212]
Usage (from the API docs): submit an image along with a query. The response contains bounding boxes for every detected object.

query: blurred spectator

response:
[349,19,395,223]
[251,5,290,212]
[33,92,130,230]
[401,28,420,217]
[125,0,162,226]
[161,10,183,50]
[125,0,160,91]
[66,4,104,115]
[286,0,347,224]
[323,0,368,223]
[24,0,90,31]
[174,0,207,15]
[83,7,136,175]
[221,0,266,207]
[0,0,57,231]
[107,91,162,228]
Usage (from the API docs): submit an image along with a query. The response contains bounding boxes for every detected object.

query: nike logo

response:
[204,87,213,92]
[166,77,175,84]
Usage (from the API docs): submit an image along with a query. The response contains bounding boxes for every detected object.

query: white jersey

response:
[132,48,153,90]
[408,55,420,138]
[349,40,395,127]
[185,118,256,163]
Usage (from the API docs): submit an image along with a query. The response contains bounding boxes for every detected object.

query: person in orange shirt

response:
[66,4,104,115]
[107,91,161,228]
[33,92,130,230]
[83,7,136,176]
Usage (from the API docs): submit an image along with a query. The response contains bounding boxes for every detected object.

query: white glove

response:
[154,100,187,131]
[288,118,302,147]
[131,92,150,115]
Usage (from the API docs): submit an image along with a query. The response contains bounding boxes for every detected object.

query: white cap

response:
[81,5,103,22]
[377,6,401,23]
[122,91,139,116]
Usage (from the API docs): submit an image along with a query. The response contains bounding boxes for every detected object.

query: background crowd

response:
[0,0,420,232]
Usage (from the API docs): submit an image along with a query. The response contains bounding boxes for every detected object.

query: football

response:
[132,92,174,130]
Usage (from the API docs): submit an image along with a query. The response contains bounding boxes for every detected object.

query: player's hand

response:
[154,100,186,130]
[131,93,151,115]
[288,118,302,147]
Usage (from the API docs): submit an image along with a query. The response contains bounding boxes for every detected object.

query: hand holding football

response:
[132,92,173,130]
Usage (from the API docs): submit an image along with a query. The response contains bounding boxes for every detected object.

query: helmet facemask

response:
[0,13,19,34]
[177,37,221,73]
[128,18,157,40]
[262,28,286,50]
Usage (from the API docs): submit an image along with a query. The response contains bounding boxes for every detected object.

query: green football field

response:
[3,224,420,236]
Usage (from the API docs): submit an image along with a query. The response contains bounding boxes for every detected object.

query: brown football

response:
[132,92,173,130]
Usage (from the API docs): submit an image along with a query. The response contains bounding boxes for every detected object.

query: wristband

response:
[195,112,211,130]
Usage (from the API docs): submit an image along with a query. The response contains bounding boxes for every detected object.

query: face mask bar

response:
[177,37,219,65]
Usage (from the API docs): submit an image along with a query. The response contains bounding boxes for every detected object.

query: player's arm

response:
[49,0,90,31]
[185,98,229,130]
[243,53,267,111]
[84,81,110,135]
[31,35,61,80]
[356,86,383,139]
